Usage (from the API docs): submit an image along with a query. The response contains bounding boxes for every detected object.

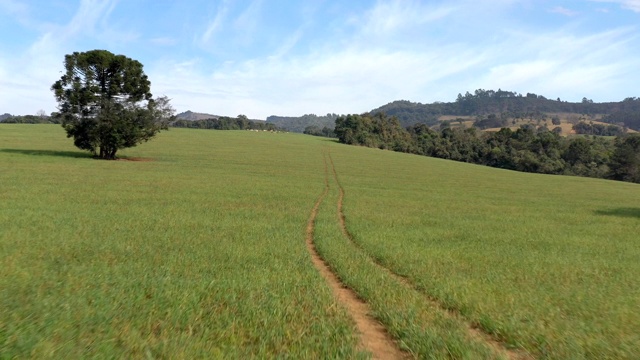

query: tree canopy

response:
[334,112,640,183]
[51,50,174,159]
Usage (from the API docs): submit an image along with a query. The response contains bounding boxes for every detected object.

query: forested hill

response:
[371,89,640,130]
[266,113,339,133]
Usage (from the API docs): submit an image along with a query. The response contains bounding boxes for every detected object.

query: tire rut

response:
[326,151,534,360]
[306,150,407,360]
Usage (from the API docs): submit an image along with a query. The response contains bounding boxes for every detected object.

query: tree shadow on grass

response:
[594,208,640,219]
[319,138,340,143]
[0,148,92,159]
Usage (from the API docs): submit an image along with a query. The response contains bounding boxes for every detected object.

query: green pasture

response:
[1,124,639,359]
[329,144,640,359]
[0,125,362,358]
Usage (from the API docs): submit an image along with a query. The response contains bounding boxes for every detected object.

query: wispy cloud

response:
[65,0,118,38]
[0,0,127,114]
[474,27,637,100]
[356,0,457,37]
[550,6,579,16]
[150,11,638,118]
[589,0,640,12]
[0,0,30,25]
[201,0,230,45]
[2,0,640,118]
[232,0,263,45]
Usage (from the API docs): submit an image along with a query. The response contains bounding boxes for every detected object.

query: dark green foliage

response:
[266,113,338,133]
[303,125,335,138]
[371,100,441,127]
[335,114,630,182]
[601,97,640,130]
[562,137,612,178]
[335,113,413,152]
[609,134,640,183]
[0,115,60,124]
[51,50,173,159]
[572,121,625,136]
[264,90,640,135]
[371,89,640,131]
[473,113,507,129]
[171,116,279,131]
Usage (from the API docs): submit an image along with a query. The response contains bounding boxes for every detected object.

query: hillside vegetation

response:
[263,90,640,133]
[1,125,639,358]
[372,89,640,130]
[334,112,640,183]
[266,113,339,133]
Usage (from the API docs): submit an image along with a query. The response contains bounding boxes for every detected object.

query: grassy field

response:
[329,145,640,359]
[1,124,639,358]
[0,125,363,358]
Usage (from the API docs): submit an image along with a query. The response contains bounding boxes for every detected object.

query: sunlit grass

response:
[313,159,501,359]
[329,143,640,359]
[2,124,638,358]
[0,125,361,358]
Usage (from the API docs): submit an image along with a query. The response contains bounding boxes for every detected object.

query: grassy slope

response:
[2,125,639,358]
[329,143,640,359]
[0,125,363,358]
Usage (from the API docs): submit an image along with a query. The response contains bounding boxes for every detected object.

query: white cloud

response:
[65,0,117,38]
[355,0,457,37]
[201,0,230,45]
[2,0,640,118]
[473,27,637,101]
[153,18,638,118]
[550,6,579,16]
[0,0,126,115]
[232,0,263,45]
[148,39,487,118]
[589,0,640,12]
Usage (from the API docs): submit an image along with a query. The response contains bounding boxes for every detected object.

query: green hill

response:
[266,90,640,132]
[1,125,638,358]
[371,90,640,130]
[266,113,339,133]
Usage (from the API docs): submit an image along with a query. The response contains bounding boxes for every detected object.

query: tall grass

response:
[313,152,502,359]
[329,142,640,359]
[2,124,638,358]
[0,125,362,358]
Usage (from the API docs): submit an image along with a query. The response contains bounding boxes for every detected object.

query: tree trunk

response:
[99,146,117,160]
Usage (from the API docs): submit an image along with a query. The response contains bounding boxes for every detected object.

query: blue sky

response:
[1,0,639,119]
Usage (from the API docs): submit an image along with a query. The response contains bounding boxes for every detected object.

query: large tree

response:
[51,50,174,159]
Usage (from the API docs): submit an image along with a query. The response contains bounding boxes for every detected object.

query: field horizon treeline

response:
[4,88,640,132]
[262,89,640,132]
[334,112,640,183]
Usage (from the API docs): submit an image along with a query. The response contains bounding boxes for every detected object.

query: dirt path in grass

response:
[326,152,533,360]
[306,151,407,360]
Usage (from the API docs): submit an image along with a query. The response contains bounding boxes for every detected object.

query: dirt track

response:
[305,151,407,359]
[325,151,533,360]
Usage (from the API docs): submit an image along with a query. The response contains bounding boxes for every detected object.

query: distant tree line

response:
[335,113,640,183]
[371,90,640,131]
[0,113,60,124]
[171,115,279,131]
[303,125,335,138]
[266,113,339,133]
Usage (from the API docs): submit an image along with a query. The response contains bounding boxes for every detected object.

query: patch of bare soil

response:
[306,152,408,360]
[326,152,533,360]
